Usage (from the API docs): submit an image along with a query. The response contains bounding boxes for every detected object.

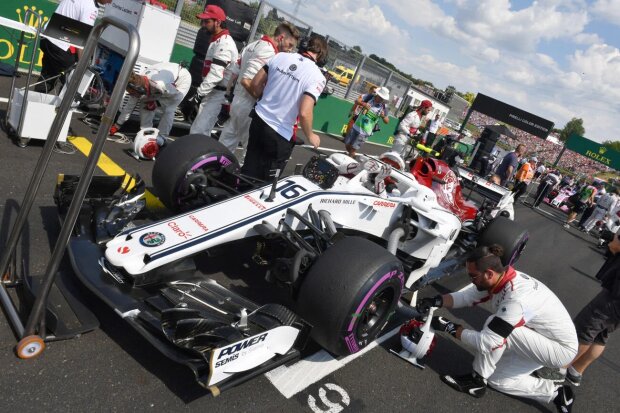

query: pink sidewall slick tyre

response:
[295,236,404,356]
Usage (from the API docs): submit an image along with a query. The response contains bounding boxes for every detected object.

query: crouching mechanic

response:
[416,244,578,412]
[219,22,300,159]
[189,5,238,136]
[391,100,433,158]
[111,62,191,141]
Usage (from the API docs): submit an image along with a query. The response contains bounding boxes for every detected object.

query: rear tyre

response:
[152,134,239,211]
[296,237,404,356]
[479,216,529,266]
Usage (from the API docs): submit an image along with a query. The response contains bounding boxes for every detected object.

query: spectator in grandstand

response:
[344,87,390,158]
[495,144,526,186]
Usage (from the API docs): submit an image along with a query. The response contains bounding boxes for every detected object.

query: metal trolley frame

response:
[0,16,140,359]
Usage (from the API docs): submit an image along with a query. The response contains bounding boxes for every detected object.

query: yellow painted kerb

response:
[67,136,165,210]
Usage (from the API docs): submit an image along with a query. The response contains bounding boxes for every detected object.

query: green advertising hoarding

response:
[0,1,57,71]
[0,0,195,71]
[566,133,620,170]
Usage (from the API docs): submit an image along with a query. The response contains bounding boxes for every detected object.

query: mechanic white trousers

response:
[140,94,185,138]
[391,133,411,158]
[472,324,577,403]
[218,94,255,160]
[583,206,607,232]
[190,89,226,136]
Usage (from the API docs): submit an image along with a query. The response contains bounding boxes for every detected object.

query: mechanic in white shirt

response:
[391,100,433,158]
[582,188,619,233]
[240,35,327,180]
[189,5,239,136]
[534,163,546,181]
[417,244,578,412]
[36,0,112,93]
[111,62,191,140]
[218,22,300,160]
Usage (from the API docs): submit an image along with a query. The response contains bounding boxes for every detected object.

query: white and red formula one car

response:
[57,134,528,394]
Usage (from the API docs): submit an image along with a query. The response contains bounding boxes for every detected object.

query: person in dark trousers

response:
[533,170,561,207]
[512,157,537,202]
[495,144,526,187]
[565,230,620,387]
[36,0,112,93]
[240,35,327,181]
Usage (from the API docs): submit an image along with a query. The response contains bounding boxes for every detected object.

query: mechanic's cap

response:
[197,4,226,21]
[420,99,433,108]
[376,86,390,100]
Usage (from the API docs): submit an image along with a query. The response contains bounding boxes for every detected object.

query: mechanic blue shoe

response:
[440,371,487,398]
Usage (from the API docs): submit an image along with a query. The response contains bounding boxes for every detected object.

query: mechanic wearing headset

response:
[219,22,301,160]
[240,35,327,181]
[111,62,191,141]
[391,100,433,158]
[189,5,239,136]
[417,244,578,413]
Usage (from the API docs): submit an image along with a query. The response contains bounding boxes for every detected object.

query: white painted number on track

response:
[307,383,351,413]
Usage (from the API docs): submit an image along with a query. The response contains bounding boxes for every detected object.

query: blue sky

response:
[266,0,620,143]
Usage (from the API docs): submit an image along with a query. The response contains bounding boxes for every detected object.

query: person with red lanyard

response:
[36,0,112,93]
[391,100,433,158]
[416,244,578,413]
[240,35,327,181]
[219,22,300,161]
[189,5,238,136]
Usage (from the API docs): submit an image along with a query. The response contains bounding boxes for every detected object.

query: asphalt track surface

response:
[0,77,618,412]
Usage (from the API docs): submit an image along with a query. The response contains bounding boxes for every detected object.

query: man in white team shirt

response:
[36,0,112,93]
[218,22,300,160]
[416,244,578,413]
[111,62,191,140]
[189,5,238,136]
[240,36,327,180]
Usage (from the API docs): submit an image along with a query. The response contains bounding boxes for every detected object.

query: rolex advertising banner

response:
[0,0,56,71]
[471,93,554,139]
[566,133,620,170]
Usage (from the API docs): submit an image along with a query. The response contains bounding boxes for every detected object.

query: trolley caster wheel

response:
[16,335,45,359]
[17,138,30,148]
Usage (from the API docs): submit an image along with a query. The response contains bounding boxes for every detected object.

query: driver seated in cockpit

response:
[326,153,393,197]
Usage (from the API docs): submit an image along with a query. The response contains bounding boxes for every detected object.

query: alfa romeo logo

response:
[139,232,166,247]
